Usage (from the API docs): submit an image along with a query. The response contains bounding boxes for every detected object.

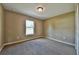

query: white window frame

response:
[25,20,35,35]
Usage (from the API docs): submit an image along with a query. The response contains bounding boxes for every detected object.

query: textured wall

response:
[0,4,4,46]
[44,12,75,44]
[5,10,44,43]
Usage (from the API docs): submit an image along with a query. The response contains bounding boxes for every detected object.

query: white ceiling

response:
[3,3,75,20]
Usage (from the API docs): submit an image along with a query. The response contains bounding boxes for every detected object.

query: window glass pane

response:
[26,20,34,27]
[26,28,34,35]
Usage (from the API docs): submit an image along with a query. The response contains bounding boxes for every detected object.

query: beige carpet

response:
[0,38,76,55]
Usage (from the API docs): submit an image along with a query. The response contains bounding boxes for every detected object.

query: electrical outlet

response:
[17,36,20,39]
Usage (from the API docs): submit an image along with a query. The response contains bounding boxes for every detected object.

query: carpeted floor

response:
[0,38,76,55]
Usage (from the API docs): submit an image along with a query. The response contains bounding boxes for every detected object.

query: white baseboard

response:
[4,36,43,46]
[0,36,43,52]
[0,36,75,52]
[0,45,5,52]
[46,37,75,47]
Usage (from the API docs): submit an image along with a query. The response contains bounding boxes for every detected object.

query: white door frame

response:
[75,3,79,55]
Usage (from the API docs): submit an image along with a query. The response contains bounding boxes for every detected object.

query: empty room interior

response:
[0,3,79,55]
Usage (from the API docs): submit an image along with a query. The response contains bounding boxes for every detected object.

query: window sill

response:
[26,34,34,36]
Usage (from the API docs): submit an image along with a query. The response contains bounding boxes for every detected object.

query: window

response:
[26,20,34,35]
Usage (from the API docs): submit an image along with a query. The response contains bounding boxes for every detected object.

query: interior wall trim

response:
[44,11,75,21]
[46,37,75,47]
[4,9,41,20]
[4,36,43,46]
[0,36,44,52]
[0,45,5,52]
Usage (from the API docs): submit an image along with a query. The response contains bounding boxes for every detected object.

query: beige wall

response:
[5,10,44,43]
[44,12,75,44]
[0,4,4,47]
[3,9,75,45]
